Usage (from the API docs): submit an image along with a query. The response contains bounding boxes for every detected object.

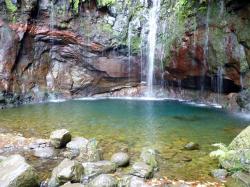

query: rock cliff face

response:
[0,0,249,110]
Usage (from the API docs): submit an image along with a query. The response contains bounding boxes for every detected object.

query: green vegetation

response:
[73,0,80,14]
[5,0,17,13]
[97,0,116,7]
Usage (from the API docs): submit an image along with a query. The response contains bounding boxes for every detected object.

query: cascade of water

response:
[219,0,225,17]
[146,0,161,97]
[140,27,145,83]
[127,23,132,84]
[201,1,211,95]
[216,66,224,102]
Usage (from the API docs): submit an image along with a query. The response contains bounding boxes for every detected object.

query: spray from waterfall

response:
[146,0,161,97]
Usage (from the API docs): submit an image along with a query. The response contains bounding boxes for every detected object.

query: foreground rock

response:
[48,159,84,187]
[60,183,85,187]
[228,126,250,150]
[211,169,227,181]
[66,137,89,151]
[226,171,250,187]
[0,155,39,187]
[89,174,118,187]
[33,147,55,158]
[210,126,250,176]
[82,160,116,179]
[111,152,130,167]
[50,129,72,148]
[131,162,153,179]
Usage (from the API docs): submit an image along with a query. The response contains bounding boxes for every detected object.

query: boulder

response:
[60,182,85,187]
[82,161,116,178]
[50,129,72,148]
[48,159,84,187]
[89,174,117,187]
[33,147,55,158]
[76,139,102,162]
[111,152,130,167]
[66,137,89,151]
[119,175,148,187]
[228,126,250,150]
[219,149,250,173]
[211,169,227,180]
[140,148,158,170]
[0,155,39,187]
[184,142,200,150]
[130,162,153,179]
[226,171,250,187]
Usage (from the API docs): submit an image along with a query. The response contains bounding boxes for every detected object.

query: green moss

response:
[100,23,113,33]
[5,0,17,13]
[129,36,141,54]
[97,0,116,7]
[73,0,80,14]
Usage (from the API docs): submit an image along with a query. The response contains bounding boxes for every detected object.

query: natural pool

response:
[0,98,249,181]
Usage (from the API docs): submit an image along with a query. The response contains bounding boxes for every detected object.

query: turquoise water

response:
[0,99,249,181]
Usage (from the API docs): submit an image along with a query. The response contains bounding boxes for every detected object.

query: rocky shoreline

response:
[0,126,250,187]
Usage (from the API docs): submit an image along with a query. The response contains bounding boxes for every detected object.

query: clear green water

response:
[0,99,249,181]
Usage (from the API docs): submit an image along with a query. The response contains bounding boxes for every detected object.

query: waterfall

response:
[128,23,132,84]
[201,1,211,95]
[146,0,161,97]
[216,66,224,102]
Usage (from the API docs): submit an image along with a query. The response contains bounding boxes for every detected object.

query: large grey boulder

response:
[50,129,72,148]
[89,174,117,187]
[0,154,39,187]
[111,152,130,167]
[130,162,153,179]
[48,159,84,187]
[76,139,102,162]
[228,126,250,150]
[82,160,116,178]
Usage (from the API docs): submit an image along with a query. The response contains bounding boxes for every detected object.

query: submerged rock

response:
[131,162,153,179]
[228,126,250,150]
[119,175,147,187]
[48,158,84,187]
[0,154,39,187]
[111,152,130,167]
[89,174,118,187]
[50,129,72,148]
[82,160,116,178]
[140,148,158,170]
[184,142,200,150]
[76,139,102,162]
